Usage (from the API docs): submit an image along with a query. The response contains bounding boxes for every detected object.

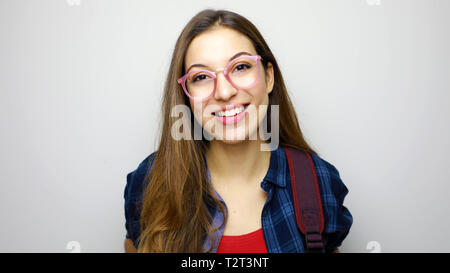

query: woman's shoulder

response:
[308,152,353,238]
[124,151,158,199]
[123,151,157,245]
[309,152,349,201]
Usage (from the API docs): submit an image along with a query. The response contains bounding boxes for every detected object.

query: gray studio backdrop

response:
[1,0,449,253]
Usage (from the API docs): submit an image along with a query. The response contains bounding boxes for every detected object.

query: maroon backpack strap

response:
[284,147,325,252]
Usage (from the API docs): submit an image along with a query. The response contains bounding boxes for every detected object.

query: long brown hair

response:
[137,9,317,252]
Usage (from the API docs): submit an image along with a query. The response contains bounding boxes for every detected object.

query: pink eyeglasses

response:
[177,55,263,101]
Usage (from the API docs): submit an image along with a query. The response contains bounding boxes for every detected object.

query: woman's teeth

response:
[215,105,246,117]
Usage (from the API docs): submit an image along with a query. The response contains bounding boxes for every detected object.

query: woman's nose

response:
[214,71,237,101]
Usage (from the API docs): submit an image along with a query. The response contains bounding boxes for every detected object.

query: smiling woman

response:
[124,9,352,253]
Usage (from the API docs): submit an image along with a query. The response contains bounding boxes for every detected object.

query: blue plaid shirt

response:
[124,145,353,252]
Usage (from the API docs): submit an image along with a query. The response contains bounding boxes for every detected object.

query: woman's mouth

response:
[213,104,250,125]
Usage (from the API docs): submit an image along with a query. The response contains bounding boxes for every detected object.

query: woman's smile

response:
[213,103,250,124]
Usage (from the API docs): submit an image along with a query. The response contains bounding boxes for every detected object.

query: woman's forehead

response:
[185,28,256,69]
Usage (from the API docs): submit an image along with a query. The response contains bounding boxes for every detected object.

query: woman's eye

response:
[234,63,251,72]
[192,74,208,82]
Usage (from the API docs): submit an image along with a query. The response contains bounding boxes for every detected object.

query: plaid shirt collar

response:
[263,145,287,188]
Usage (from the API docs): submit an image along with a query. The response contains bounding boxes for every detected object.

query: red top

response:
[216,228,268,253]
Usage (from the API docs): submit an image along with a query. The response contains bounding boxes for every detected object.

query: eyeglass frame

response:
[177,55,263,101]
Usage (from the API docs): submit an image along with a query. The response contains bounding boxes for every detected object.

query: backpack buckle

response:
[305,231,324,250]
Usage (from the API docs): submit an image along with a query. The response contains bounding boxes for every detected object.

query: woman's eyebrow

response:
[186,51,253,72]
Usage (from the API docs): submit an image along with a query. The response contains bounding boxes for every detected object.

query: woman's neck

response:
[205,139,271,186]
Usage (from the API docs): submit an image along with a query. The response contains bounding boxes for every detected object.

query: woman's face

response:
[183,26,274,143]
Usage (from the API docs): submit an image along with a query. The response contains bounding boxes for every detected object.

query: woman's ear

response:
[265,62,274,94]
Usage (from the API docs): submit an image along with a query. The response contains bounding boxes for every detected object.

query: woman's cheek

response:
[188,100,207,125]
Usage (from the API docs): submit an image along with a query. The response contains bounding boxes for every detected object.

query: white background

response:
[1,0,449,252]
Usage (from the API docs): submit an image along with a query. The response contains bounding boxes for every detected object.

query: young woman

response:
[124,9,352,253]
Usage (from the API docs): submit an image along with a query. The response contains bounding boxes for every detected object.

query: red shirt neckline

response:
[216,228,268,253]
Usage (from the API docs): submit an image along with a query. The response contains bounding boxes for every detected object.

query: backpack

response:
[284,147,325,253]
